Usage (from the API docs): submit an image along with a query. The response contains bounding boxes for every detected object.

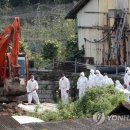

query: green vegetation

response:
[0,1,84,69]
[21,16,79,68]
[75,85,125,116]
[27,86,125,121]
[42,40,61,60]
[65,35,85,61]
[0,0,80,8]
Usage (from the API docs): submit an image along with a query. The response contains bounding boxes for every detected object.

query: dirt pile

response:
[0,102,26,115]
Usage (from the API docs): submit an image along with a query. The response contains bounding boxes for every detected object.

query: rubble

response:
[18,103,58,113]
[0,102,26,115]
[0,102,58,115]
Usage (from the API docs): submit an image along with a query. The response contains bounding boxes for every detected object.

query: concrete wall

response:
[37,80,58,103]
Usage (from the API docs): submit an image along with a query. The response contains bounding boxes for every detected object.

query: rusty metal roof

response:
[24,118,130,130]
[109,102,130,116]
[65,0,90,19]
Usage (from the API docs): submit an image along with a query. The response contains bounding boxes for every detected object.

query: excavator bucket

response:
[0,78,26,102]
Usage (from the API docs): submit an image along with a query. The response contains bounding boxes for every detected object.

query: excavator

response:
[0,17,28,102]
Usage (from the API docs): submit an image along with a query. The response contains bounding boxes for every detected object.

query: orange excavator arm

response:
[11,17,20,67]
[0,17,21,83]
[10,17,21,79]
[0,24,13,81]
[0,17,28,100]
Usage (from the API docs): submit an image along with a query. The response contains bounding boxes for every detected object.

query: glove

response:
[58,90,61,98]
[66,90,69,93]
[58,89,61,93]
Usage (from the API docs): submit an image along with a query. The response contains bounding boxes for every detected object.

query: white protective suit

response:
[95,70,103,87]
[124,67,130,86]
[115,80,130,102]
[124,70,130,91]
[59,76,70,104]
[126,67,130,73]
[115,80,124,92]
[77,72,88,98]
[26,79,40,104]
[101,75,114,86]
[123,89,130,102]
[88,69,96,88]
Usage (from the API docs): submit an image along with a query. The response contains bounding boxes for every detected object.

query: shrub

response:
[75,85,125,116]
[42,40,60,60]
[27,86,126,121]
[65,35,85,61]
[58,102,79,120]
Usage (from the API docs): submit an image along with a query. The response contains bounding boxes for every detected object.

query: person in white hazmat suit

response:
[88,69,96,88]
[124,70,130,91]
[124,67,130,86]
[115,80,124,91]
[126,67,130,73]
[108,77,114,85]
[26,75,40,104]
[101,74,114,86]
[59,73,70,104]
[115,81,130,102]
[95,70,103,87]
[123,84,130,102]
[77,72,88,98]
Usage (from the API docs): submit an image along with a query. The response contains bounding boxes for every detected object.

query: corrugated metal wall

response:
[114,0,129,9]
[127,36,130,65]
[77,0,130,65]
[79,29,103,64]
[127,0,130,65]
[77,0,99,27]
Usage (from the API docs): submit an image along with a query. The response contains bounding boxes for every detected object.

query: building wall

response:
[77,0,130,65]
[127,36,130,65]
[114,0,129,9]
[77,0,99,27]
[78,28,103,64]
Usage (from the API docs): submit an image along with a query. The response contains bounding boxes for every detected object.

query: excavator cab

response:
[18,53,28,84]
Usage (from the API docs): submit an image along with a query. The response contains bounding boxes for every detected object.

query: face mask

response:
[61,76,65,80]
[31,78,34,81]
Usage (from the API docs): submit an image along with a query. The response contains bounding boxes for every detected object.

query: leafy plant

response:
[31,53,44,69]
[65,35,85,61]
[76,86,125,116]
[42,40,60,60]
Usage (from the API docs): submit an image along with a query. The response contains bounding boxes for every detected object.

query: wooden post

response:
[75,58,77,73]
[125,62,126,73]
[53,59,55,69]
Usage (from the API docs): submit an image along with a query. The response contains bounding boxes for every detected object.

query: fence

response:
[53,59,126,74]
